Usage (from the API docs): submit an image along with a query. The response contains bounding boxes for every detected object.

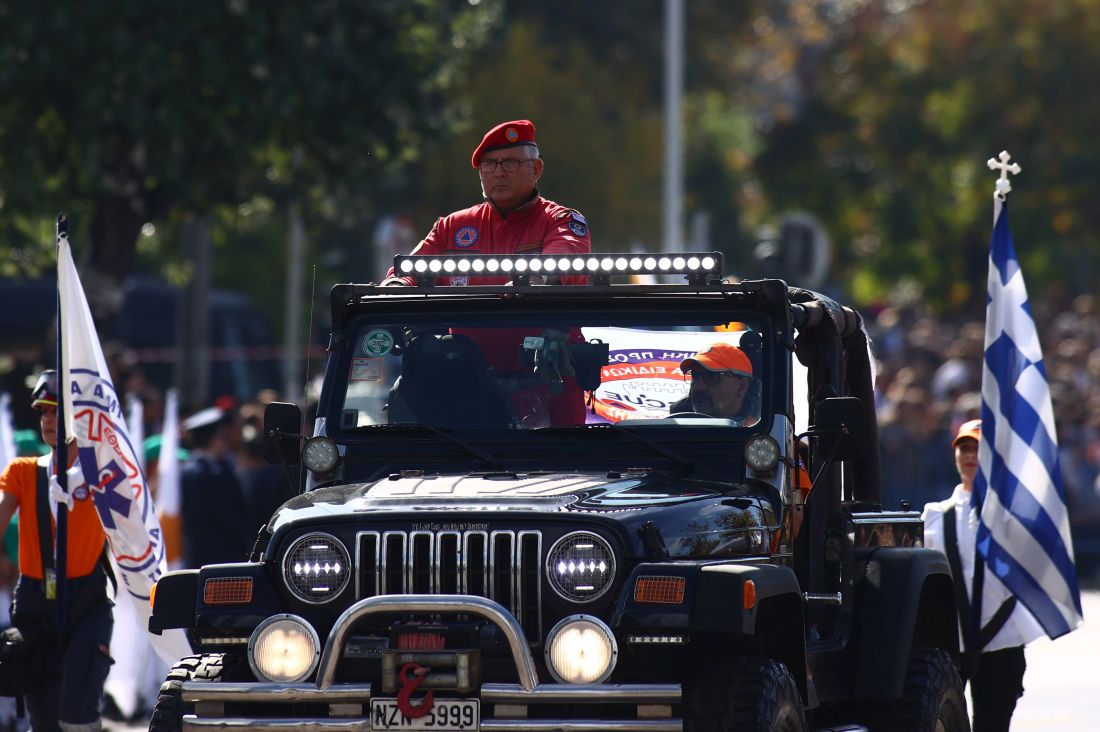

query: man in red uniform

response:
[383,118,592,287]
[383,120,592,425]
[0,370,113,732]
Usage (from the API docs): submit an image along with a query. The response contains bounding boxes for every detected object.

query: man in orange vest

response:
[0,370,113,732]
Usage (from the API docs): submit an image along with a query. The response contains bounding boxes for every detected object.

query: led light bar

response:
[198,636,250,646]
[392,252,724,285]
[626,635,688,645]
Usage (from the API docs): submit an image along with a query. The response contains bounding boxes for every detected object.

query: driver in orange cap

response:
[382,119,591,288]
[670,342,759,426]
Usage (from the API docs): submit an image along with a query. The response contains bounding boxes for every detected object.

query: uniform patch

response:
[505,126,519,142]
[454,226,479,248]
[568,210,587,226]
[73,485,89,501]
[568,221,587,237]
[516,240,543,254]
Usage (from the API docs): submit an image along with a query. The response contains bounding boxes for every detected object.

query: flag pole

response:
[55,213,70,629]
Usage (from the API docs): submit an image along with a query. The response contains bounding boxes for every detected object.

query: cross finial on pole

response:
[987,150,1021,199]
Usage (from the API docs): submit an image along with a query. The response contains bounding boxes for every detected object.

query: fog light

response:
[248,614,320,683]
[302,436,339,473]
[544,615,618,684]
[745,434,780,473]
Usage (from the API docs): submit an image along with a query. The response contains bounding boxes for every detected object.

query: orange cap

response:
[471,120,537,168]
[680,343,752,378]
[952,418,981,447]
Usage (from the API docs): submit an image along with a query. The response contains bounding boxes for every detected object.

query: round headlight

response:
[745,434,780,473]
[302,436,339,473]
[248,614,320,683]
[544,615,618,684]
[282,532,351,603]
[546,531,616,603]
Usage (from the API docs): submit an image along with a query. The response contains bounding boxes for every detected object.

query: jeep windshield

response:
[334,310,770,434]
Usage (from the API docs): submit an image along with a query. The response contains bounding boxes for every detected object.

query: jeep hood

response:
[268,472,777,559]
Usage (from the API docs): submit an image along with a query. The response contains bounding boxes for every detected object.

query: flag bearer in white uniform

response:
[922,419,1044,732]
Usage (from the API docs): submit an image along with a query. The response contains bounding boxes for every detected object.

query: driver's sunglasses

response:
[479,158,534,173]
[684,368,739,386]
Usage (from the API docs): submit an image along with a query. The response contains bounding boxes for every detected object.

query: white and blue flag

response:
[58,236,192,662]
[974,197,1083,639]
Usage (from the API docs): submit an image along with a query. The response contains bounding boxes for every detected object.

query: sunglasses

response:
[684,368,744,386]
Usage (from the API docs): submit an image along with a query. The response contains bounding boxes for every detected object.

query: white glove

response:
[48,464,86,511]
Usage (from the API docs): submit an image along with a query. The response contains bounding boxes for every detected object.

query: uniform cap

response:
[143,433,191,463]
[14,428,49,456]
[30,369,58,409]
[471,119,537,168]
[952,418,981,447]
[182,406,227,433]
[680,343,753,379]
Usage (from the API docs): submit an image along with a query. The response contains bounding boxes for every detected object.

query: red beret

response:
[471,119,537,168]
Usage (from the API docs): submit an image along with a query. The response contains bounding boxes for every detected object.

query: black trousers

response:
[12,573,114,730]
[969,646,1026,732]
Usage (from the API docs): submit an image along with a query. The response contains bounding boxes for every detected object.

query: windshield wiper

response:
[353,422,508,472]
[535,423,714,478]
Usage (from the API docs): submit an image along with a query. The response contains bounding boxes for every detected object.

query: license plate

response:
[370,699,479,731]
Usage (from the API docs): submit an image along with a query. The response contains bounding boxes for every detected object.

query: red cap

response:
[471,120,537,168]
[952,418,981,447]
[680,343,753,378]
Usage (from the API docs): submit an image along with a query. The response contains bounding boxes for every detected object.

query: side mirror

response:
[263,401,303,466]
[812,396,865,461]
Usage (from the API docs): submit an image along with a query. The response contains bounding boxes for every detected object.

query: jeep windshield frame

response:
[317,282,795,481]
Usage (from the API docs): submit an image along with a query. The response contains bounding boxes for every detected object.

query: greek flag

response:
[974,198,1083,639]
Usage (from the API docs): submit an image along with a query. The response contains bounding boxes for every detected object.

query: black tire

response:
[685,658,807,732]
[879,648,970,732]
[148,654,228,732]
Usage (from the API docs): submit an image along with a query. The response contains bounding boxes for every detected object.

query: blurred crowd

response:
[3,291,1100,585]
[867,292,1100,579]
[0,366,303,593]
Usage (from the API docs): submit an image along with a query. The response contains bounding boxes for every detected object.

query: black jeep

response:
[149,253,968,731]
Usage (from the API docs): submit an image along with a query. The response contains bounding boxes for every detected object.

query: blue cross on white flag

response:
[974,197,1083,639]
[58,236,192,662]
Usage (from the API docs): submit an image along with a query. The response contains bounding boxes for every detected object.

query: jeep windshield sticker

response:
[361,328,395,357]
[350,357,384,382]
[581,327,745,423]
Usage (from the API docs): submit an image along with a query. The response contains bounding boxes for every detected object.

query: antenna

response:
[300,265,318,491]
[304,264,317,404]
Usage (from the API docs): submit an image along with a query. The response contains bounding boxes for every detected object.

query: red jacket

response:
[385,194,592,424]
[385,194,592,286]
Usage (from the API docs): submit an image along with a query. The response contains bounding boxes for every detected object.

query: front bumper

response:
[182,594,683,732]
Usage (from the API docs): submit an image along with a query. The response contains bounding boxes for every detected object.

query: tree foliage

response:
[748,0,1100,310]
[0,0,501,284]
[2,0,1098,321]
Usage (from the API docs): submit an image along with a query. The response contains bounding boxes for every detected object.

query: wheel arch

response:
[691,563,809,703]
[851,547,959,699]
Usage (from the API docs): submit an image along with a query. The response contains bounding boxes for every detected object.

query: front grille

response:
[355,530,543,642]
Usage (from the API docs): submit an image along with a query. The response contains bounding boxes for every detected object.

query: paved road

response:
[1006,588,1100,729]
[108,590,1100,731]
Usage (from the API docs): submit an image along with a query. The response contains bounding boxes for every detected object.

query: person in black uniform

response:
[180,407,251,568]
